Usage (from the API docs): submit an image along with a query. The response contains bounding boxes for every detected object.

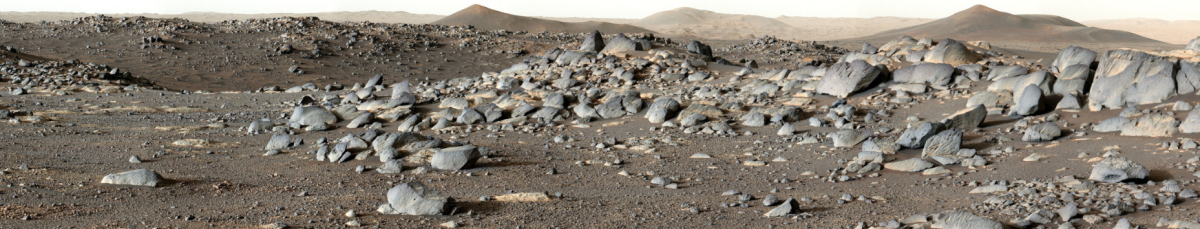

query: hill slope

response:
[851,5,1162,43]
[432,4,651,34]
[630,7,799,40]
[1084,18,1200,44]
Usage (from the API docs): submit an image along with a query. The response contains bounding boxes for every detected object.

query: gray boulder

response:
[816,60,882,98]
[1094,116,1132,132]
[599,33,639,54]
[741,112,766,127]
[941,105,986,130]
[884,158,934,172]
[832,129,871,148]
[986,65,1029,81]
[777,123,795,136]
[687,40,713,57]
[893,63,954,87]
[763,198,798,217]
[1088,157,1149,183]
[923,39,978,66]
[930,211,1004,229]
[377,182,451,215]
[922,129,962,158]
[1121,113,1178,137]
[265,133,290,150]
[1056,93,1082,110]
[579,30,605,52]
[288,106,337,127]
[1022,123,1061,142]
[1177,60,1200,94]
[100,169,163,187]
[1087,50,1175,111]
[430,146,481,170]
[1010,84,1042,117]
[1187,36,1200,51]
[1050,46,1097,74]
[377,160,403,174]
[1052,65,1092,95]
[896,122,944,148]
[1179,106,1200,133]
[573,103,600,120]
[457,108,484,125]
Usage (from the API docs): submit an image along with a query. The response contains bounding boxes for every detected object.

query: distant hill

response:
[0,11,443,24]
[851,5,1163,44]
[774,16,933,41]
[1084,18,1200,44]
[629,7,800,40]
[431,4,652,34]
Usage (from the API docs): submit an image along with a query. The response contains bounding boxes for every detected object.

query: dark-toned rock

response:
[686,40,712,57]
[896,122,944,148]
[816,60,882,98]
[579,30,605,52]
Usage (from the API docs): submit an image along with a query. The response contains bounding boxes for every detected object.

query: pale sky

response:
[3,0,1198,21]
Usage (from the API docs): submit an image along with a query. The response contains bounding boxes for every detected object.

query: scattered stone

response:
[100,169,163,187]
[377,182,451,215]
[1088,157,1149,183]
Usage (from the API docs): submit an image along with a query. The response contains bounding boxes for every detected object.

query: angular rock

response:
[1023,123,1062,142]
[930,211,1003,229]
[832,129,871,148]
[265,133,290,150]
[893,63,954,86]
[941,105,986,130]
[1094,116,1132,132]
[1122,113,1178,137]
[288,106,337,127]
[1051,46,1097,74]
[923,39,978,66]
[1088,50,1175,111]
[377,182,451,215]
[1179,106,1200,133]
[884,158,933,172]
[1010,84,1042,117]
[599,33,638,54]
[579,30,605,52]
[763,198,797,217]
[896,122,943,148]
[430,146,480,170]
[816,60,882,98]
[1088,157,1149,183]
[922,129,962,158]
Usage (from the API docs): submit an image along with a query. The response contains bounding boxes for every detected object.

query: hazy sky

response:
[4,0,1199,21]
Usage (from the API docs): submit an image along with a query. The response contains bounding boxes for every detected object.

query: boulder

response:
[763,198,798,217]
[1050,46,1097,74]
[677,104,722,120]
[884,158,934,172]
[941,105,986,130]
[288,106,337,127]
[1022,123,1061,142]
[1052,65,1092,95]
[1094,116,1132,132]
[1087,50,1176,111]
[922,129,962,158]
[1179,106,1200,133]
[100,169,163,187]
[430,146,481,170]
[1010,84,1042,117]
[1056,94,1082,110]
[1121,113,1178,137]
[930,211,1004,229]
[377,160,403,174]
[816,60,882,98]
[777,123,795,136]
[831,129,871,148]
[986,65,1029,81]
[896,122,944,148]
[893,63,954,86]
[579,30,605,52]
[1178,60,1200,94]
[599,33,639,54]
[1188,36,1200,51]
[265,133,290,150]
[923,39,978,66]
[741,112,766,127]
[686,40,713,57]
[1088,157,1149,183]
[377,182,451,215]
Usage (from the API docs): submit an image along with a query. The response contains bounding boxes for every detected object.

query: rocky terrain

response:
[3,5,1200,229]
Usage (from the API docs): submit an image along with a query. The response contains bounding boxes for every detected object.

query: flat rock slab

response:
[101,169,163,187]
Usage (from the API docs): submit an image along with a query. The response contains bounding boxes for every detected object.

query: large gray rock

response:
[923,39,978,66]
[457,108,484,125]
[288,106,337,127]
[884,158,934,172]
[1022,123,1062,142]
[573,103,600,120]
[1052,65,1092,95]
[1121,113,1178,137]
[1050,46,1097,74]
[1094,116,1132,132]
[677,104,722,120]
[921,129,962,158]
[687,40,713,57]
[741,112,766,127]
[101,169,163,187]
[579,30,605,52]
[265,133,290,150]
[896,122,944,148]
[599,33,639,54]
[377,182,451,215]
[1187,36,1200,51]
[763,198,798,217]
[965,91,1004,108]
[1010,84,1042,117]
[1177,60,1200,94]
[1087,50,1176,111]
[816,60,882,98]
[377,160,403,174]
[832,129,871,148]
[1056,93,1082,110]
[930,211,1004,229]
[1180,106,1200,133]
[941,105,986,130]
[893,63,954,86]
[1088,157,1149,183]
[986,65,1029,81]
[430,146,480,170]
